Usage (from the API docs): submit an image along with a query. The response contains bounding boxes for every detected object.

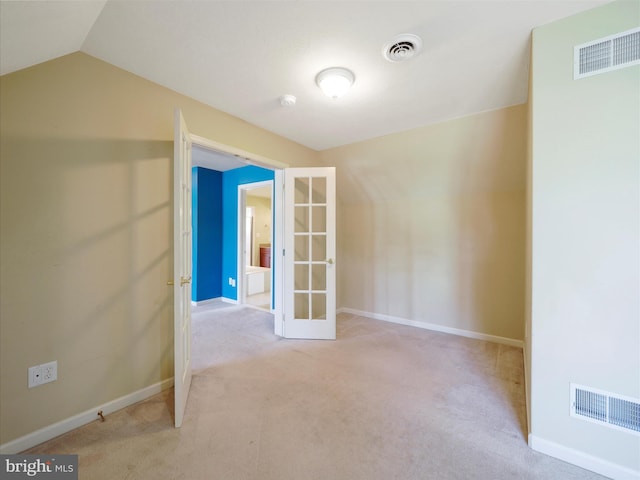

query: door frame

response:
[189,134,285,336]
[237,179,274,309]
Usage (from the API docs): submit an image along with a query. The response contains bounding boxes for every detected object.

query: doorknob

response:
[326,258,334,265]
[180,276,192,286]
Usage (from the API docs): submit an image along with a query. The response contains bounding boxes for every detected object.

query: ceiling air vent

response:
[383,34,423,62]
[574,27,640,79]
[571,384,640,435]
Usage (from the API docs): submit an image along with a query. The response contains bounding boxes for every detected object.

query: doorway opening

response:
[189,134,284,332]
[175,110,293,427]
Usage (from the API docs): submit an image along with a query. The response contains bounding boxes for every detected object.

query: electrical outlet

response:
[28,365,42,388]
[228,277,236,287]
[28,361,57,388]
[41,361,57,384]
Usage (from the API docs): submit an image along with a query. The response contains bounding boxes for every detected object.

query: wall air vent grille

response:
[571,384,640,435]
[609,397,640,432]
[574,27,640,79]
[574,387,607,421]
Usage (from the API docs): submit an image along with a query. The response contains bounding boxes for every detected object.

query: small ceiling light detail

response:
[383,33,423,62]
[279,94,297,107]
[315,67,355,99]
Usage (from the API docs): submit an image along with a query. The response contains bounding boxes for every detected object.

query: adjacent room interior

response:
[242,184,273,311]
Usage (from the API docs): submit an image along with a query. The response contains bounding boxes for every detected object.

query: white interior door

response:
[283,167,336,339]
[173,109,193,427]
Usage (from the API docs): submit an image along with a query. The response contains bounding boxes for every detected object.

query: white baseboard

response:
[192,297,222,306]
[0,378,174,455]
[192,297,238,307]
[529,434,640,480]
[338,307,523,348]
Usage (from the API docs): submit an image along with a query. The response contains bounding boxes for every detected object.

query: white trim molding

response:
[191,297,223,307]
[0,378,174,454]
[190,135,288,170]
[530,434,640,480]
[338,307,524,348]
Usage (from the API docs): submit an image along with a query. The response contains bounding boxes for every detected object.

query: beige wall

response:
[530,0,639,474]
[320,105,527,341]
[0,52,317,445]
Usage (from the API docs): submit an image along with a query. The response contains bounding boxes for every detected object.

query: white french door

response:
[173,109,193,427]
[283,167,336,340]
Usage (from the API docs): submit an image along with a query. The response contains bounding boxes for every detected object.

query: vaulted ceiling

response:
[1,0,609,151]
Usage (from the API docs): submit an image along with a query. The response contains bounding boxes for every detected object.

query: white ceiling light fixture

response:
[315,67,355,99]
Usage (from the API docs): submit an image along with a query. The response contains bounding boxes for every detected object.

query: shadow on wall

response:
[334,106,526,341]
[0,137,174,443]
[453,115,526,340]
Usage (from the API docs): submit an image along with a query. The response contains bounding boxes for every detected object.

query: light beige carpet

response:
[24,306,605,479]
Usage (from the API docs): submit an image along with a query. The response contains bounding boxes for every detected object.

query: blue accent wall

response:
[192,167,223,302]
[221,165,275,300]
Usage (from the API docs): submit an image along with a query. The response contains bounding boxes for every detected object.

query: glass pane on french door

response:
[294,176,328,320]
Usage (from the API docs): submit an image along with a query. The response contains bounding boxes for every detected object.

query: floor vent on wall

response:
[571,384,640,435]
[574,27,640,79]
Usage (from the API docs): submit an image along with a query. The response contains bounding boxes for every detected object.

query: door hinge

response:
[283,249,285,256]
